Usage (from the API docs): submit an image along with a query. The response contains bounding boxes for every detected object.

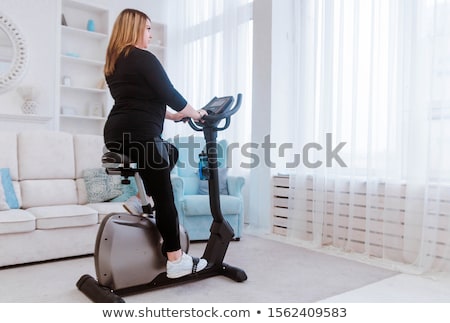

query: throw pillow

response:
[83,168,122,203]
[110,176,139,202]
[0,180,10,211]
[198,167,229,195]
[0,168,19,209]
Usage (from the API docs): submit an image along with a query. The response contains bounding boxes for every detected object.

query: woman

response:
[103,8,207,279]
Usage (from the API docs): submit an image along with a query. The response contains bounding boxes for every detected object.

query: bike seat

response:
[102,151,137,170]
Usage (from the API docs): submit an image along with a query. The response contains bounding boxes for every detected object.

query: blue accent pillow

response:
[0,168,19,209]
[198,167,229,195]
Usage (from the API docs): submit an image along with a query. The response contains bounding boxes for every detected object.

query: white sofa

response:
[0,131,125,267]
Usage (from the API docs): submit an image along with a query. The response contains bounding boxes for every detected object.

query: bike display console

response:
[202,96,234,115]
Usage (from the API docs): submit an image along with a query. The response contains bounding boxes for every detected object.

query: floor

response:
[1,233,450,304]
[319,272,450,302]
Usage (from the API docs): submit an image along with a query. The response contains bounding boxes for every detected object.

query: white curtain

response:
[288,0,450,273]
[165,0,253,175]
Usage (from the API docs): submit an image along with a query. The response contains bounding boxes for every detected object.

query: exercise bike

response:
[76,93,247,303]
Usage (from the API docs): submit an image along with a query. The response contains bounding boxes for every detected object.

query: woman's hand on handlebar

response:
[178,103,208,122]
[194,109,208,122]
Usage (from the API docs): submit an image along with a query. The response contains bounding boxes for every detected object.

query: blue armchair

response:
[169,136,245,241]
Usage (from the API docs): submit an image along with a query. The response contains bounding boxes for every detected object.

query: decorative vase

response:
[22,100,38,114]
[17,86,40,115]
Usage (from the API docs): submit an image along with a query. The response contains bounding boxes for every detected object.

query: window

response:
[167,0,253,148]
[292,0,450,182]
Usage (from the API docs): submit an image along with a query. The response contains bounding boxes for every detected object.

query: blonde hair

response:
[104,9,149,76]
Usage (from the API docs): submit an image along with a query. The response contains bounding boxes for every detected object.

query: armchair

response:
[169,136,245,241]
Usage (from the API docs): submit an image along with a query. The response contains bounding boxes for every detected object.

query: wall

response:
[270,0,295,173]
[109,0,167,23]
[0,0,168,132]
[0,0,58,131]
[246,0,273,233]
[247,0,295,233]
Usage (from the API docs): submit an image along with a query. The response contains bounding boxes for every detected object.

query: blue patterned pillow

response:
[0,168,19,209]
[110,176,138,202]
[83,168,122,203]
[83,168,139,203]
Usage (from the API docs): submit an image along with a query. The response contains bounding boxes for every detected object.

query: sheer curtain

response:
[288,0,450,273]
[165,0,253,175]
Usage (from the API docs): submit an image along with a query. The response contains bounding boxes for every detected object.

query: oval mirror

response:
[0,13,28,94]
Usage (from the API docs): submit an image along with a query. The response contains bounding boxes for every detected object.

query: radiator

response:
[272,175,450,268]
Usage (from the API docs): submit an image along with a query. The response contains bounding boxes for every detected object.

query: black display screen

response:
[203,96,233,114]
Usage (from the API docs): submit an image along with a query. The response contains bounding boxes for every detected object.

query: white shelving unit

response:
[57,1,167,135]
[148,22,166,65]
[0,113,52,123]
[58,0,110,135]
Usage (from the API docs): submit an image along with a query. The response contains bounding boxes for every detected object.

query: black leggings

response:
[105,137,181,253]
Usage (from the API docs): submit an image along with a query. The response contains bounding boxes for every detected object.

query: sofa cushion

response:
[18,131,75,180]
[76,178,89,205]
[87,202,124,220]
[0,209,36,234]
[20,179,78,208]
[0,168,19,209]
[182,176,200,195]
[26,205,98,229]
[182,195,242,216]
[74,134,105,179]
[0,182,8,210]
[12,181,22,208]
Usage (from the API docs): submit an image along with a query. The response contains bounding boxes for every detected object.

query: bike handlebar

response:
[188,93,242,132]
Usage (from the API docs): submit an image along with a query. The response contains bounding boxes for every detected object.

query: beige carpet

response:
[0,234,397,303]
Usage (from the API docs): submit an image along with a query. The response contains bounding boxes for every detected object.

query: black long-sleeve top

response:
[104,47,187,142]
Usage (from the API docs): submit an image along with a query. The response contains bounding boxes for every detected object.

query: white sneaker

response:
[166,252,208,279]
[123,196,143,215]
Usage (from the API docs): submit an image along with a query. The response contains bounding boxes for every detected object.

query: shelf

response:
[0,113,52,123]
[61,54,105,66]
[61,0,109,34]
[61,25,108,40]
[60,114,105,121]
[63,0,108,13]
[60,85,107,93]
